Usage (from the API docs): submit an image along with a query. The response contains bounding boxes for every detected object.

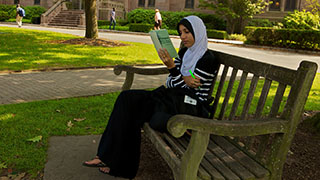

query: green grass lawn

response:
[0,27,162,72]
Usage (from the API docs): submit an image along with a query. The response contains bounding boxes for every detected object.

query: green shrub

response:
[98,20,108,26]
[129,23,153,33]
[167,29,179,36]
[207,29,228,39]
[0,4,17,19]
[227,34,247,41]
[24,6,46,20]
[0,5,46,20]
[98,20,129,27]
[244,26,320,50]
[0,11,10,21]
[247,19,275,27]
[282,10,320,30]
[6,18,31,23]
[127,9,226,31]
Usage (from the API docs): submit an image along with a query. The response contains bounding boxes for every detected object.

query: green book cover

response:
[150,29,178,58]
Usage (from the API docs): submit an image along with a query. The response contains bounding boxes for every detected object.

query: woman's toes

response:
[99,167,110,173]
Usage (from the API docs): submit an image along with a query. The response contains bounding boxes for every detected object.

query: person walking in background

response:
[154,9,162,30]
[16,4,25,28]
[109,8,116,30]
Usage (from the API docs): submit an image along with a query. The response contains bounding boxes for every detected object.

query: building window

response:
[14,0,19,4]
[138,0,145,7]
[34,0,40,5]
[269,0,281,11]
[148,0,155,7]
[285,0,296,11]
[185,0,194,9]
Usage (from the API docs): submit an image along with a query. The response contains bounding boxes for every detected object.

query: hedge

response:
[0,4,45,20]
[0,11,10,21]
[127,9,226,31]
[244,26,320,50]
[207,29,228,39]
[129,23,153,33]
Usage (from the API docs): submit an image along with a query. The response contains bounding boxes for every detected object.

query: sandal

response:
[82,156,107,167]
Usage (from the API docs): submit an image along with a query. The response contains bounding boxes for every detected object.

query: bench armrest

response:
[114,65,169,75]
[113,65,169,90]
[167,114,289,138]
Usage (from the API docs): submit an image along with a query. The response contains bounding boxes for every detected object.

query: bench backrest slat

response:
[254,79,272,118]
[216,52,297,85]
[210,64,229,119]
[218,68,238,120]
[229,71,248,120]
[240,75,259,120]
[269,83,287,118]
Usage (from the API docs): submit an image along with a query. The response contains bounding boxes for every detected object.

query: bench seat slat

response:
[164,134,215,180]
[207,139,256,180]
[213,136,270,178]
[180,136,239,180]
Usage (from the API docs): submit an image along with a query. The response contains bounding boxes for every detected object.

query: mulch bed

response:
[46,38,128,47]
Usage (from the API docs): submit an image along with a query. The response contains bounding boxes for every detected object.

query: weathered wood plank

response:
[255,79,272,118]
[269,83,286,118]
[229,71,248,120]
[207,138,256,180]
[166,135,214,180]
[213,136,270,178]
[180,137,234,180]
[211,65,229,118]
[143,123,181,178]
[241,75,259,120]
[212,50,297,85]
[218,68,238,120]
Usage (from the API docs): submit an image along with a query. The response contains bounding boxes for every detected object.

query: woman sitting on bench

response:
[82,15,220,179]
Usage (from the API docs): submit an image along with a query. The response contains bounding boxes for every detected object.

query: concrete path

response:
[0,67,168,105]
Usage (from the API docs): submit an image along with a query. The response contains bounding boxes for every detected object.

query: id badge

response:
[184,95,197,105]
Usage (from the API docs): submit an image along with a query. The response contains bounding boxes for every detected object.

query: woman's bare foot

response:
[83,156,106,167]
[99,167,110,174]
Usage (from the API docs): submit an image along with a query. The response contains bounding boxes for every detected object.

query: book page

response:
[150,30,162,52]
[150,29,178,58]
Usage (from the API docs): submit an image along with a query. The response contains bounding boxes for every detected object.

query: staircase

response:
[48,10,84,27]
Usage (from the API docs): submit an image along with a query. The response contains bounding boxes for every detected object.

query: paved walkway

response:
[0,67,168,105]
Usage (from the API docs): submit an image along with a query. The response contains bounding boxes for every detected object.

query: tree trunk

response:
[85,0,98,38]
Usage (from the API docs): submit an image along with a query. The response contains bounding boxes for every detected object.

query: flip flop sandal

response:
[82,157,107,167]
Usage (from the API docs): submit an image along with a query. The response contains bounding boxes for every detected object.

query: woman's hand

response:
[183,76,201,89]
[158,48,175,69]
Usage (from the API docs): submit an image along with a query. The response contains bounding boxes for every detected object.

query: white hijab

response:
[180,16,208,76]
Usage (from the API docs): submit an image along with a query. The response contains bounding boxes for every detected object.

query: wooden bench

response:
[113,49,317,180]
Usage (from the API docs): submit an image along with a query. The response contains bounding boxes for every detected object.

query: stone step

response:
[48,23,80,27]
[48,10,84,27]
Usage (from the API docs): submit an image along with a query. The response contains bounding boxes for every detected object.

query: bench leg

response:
[178,131,209,180]
[122,72,134,91]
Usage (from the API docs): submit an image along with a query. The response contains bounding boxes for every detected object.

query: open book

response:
[150,29,178,58]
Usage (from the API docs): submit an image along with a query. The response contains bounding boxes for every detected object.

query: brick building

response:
[1,0,318,20]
